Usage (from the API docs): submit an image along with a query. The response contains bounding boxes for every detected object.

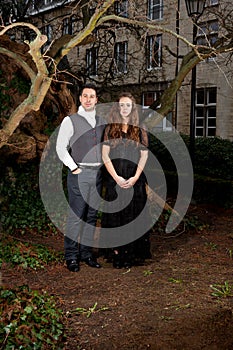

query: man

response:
[56,84,105,272]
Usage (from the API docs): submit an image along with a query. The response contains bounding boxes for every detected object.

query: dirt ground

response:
[2,203,233,350]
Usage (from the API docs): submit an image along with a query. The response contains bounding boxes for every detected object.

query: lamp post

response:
[184,0,206,163]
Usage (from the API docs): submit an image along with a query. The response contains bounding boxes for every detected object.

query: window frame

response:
[43,24,52,43]
[206,0,219,6]
[114,0,128,18]
[142,91,172,131]
[62,16,74,35]
[146,34,162,70]
[114,41,128,74]
[197,20,219,48]
[195,87,217,137]
[86,47,98,77]
[147,0,163,20]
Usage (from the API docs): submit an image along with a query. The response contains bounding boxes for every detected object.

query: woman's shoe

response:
[112,250,122,269]
[113,260,122,269]
[134,257,145,266]
[123,261,132,269]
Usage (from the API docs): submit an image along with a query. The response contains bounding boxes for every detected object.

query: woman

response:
[102,92,151,268]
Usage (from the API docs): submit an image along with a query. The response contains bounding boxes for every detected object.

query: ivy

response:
[0,164,57,235]
[0,236,63,269]
[0,285,66,349]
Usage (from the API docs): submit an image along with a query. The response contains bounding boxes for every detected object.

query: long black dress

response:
[101,125,151,267]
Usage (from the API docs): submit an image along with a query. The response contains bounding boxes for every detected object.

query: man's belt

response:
[78,164,101,170]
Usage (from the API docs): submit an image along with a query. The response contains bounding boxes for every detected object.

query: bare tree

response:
[0,0,232,154]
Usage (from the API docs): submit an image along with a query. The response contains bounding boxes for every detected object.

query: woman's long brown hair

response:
[106,92,140,146]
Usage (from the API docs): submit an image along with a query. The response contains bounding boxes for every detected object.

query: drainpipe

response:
[174,0,180,130]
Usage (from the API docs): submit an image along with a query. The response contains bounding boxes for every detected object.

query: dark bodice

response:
[103,127,148,183]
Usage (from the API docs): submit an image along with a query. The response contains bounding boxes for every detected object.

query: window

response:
[114,0,128,17]
[143,91,158,107]
[197,20,219,47]
[44,0,53,4]
[146,34,162,69]
[88,6,96,17]
[43,24,52,43]
[142,91,172,131]
[63,16,74,35]
[195,87,217,137]
[86,47,98,76]
[206,0,219,6]
[114,42,128,73]
[148,0,163,20]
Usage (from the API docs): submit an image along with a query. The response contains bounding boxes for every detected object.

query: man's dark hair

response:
[79,83,98,96]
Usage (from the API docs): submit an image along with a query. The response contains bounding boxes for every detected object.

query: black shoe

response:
[134,257,145,266]
[113,260,122,269]
[123,261,132,269]
[84,257,101,268]
[66,259,80,272]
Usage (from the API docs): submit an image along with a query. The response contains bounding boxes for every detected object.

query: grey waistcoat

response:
[69,113,105,164]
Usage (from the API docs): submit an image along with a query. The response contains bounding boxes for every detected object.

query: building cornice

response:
[28,0,73,16]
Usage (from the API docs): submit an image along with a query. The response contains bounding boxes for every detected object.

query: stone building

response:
[27,0,233,140]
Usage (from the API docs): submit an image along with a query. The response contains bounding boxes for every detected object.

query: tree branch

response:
[57,0,115,61]
[144,52,201,128]
[0,23,51,148]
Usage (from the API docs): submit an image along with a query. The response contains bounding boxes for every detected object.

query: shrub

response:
[149,133,233,181]
[0,163,57,235]
[0,236,63,269]
[194,137,233,180]
[149,134,233,206]
[0,285,65,349]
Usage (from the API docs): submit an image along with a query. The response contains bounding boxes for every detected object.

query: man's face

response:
[79,88,97,111]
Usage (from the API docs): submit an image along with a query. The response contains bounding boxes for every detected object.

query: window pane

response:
[208,118,216,127]
[63,18,69,35]
[196,107,204,118]
[197,20,218,48]
[196,91,204,104]
[210,21,219,32]
[210,0,219,5]
[114,0,128,17]
[208,89,217,103]
[115,42,127,73]
[196,128,204,137]
[198,24,207,35]
[208,107,216,118]
[86,48,98,75]
[166,111,172,125]
[196,118,204,127]
[148,0,163,20]
[146,34,162,69]
[144,92,156,106]
[209,34,218,46]
[196,37,208,46]
[207,128,216,137]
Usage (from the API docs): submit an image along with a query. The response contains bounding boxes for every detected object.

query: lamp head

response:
[185,0,206,20]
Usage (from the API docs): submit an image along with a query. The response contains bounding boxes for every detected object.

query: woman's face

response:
[119,97,133,120]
